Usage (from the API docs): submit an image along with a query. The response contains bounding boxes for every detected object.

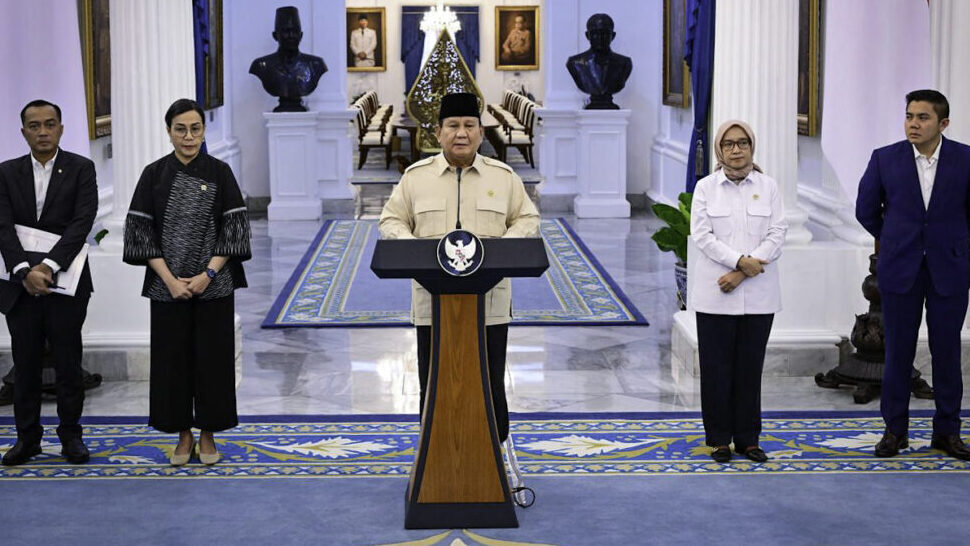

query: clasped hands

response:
[717,255,770,293]
[21,263,55,297]
[166,272,211,300]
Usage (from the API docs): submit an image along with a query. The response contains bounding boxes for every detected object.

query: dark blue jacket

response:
[856,137,970,296]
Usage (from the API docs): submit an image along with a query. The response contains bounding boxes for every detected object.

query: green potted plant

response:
[650,192,692,310]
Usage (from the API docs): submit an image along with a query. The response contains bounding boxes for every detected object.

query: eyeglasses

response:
[172,125,204,139]
[720,139,751,152]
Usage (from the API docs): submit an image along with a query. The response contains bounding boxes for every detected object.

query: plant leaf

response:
[651,203,687,228]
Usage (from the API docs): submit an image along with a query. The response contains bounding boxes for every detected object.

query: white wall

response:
[576,0,663,198]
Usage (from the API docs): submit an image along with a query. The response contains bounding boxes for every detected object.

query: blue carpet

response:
[261,219,647,328]
[3,411,968,479]
[3,412,969,545]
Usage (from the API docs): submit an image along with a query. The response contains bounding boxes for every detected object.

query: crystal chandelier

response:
[420,0,461,37]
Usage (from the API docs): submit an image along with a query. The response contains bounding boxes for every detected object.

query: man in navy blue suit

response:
[856,89,970,461]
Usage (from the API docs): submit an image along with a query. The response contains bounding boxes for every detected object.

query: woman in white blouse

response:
[688,120,788,463]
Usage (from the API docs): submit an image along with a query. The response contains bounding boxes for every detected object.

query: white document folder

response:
[0,225,89,297]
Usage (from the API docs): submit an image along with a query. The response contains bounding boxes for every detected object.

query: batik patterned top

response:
[122,152,251,301]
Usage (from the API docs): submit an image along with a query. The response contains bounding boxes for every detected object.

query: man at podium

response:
[379,92,539,443]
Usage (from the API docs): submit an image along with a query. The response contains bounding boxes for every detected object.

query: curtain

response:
[684,0,715,192]
[402,6,479,93]
[192,0,209,108]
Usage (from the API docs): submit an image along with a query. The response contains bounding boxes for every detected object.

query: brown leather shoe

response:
[874,431,908,457]
[930,434,970,461]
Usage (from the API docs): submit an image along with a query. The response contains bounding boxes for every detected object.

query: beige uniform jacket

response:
[378,153,540,326]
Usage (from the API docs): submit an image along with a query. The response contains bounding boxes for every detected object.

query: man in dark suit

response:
[856,89,970,461]
[0,100,97,465]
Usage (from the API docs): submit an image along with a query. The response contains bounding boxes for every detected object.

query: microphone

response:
[455,167,462,230]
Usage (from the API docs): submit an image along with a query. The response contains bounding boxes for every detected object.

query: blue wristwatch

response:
[206,268,217,279]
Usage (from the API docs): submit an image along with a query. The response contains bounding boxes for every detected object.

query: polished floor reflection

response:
[5,211,963,419]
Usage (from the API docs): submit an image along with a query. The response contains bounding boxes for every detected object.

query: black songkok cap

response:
[276,6,301,29]
[438,93,480,121]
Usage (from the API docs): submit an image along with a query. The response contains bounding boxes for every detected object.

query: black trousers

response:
[696,312,774,448]
[149,295,237,433]
[416,324,510,442]
[7,293,89,443]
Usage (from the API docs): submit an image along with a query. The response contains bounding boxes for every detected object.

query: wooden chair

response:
[355,105,392,169]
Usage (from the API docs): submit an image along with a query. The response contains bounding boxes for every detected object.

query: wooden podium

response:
[371,237,548,529]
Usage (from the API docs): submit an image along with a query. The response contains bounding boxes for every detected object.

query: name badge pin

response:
[201,184,208,191]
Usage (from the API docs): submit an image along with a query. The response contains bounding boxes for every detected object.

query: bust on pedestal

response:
[249,6,327,112]
[566,14,632,110]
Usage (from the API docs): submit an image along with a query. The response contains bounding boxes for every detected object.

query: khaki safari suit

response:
[379,152,540,323]
[379,152,539,443]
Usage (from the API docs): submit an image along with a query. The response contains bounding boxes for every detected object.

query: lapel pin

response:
[753,194,760,200]
[57,169,62,174]
[200,184,207,191]
[487,190,495,197]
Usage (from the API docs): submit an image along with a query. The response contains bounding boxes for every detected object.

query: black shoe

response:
[736,446,769,463]
[930,434,970,461]
[0,383,12,406]
[874,431,908,457]
[711,446,731,463]
[2,440,41,466]
[60,437,90,464]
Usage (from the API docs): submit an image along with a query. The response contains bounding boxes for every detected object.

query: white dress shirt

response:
[687,169,787,315]
[350,27,377,67]
[13,151,62,276]
[913,139,941,210]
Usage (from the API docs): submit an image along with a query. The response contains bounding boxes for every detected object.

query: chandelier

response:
[420,0,461,39]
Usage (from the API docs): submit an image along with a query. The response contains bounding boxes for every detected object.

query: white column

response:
[574,110,632,218]
[711,0,811,244]
[265,112,321,221]
[109,0,195,232]
[535,0,583,210]
[67,1,194,371]
[541,0,584,111]
[931,0,970,145]
[308,0,354,210]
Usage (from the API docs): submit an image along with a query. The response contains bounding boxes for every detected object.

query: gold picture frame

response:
[495,6,539,71]
[662,0,690,108]
[78,0,111,139]
[347,7,387,72]
[798,0,821,136]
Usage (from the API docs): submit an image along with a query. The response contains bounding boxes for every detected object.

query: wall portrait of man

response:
[662,0,690,108]
[79,0,111,138]
[798,0,821,136]
[495,6,539,71]
[347,7,386,72]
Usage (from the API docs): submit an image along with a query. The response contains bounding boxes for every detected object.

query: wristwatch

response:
[206,268,217,279]
[13,268,28,283]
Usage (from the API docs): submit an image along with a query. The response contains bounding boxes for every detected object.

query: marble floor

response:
[3,210,963,420]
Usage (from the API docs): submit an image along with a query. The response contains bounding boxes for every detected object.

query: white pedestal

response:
[574,110,632,218]
[535,108,579,212]
[265,112,321,221]
[316,109,357,214]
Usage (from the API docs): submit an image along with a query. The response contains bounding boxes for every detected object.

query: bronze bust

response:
[566,14,633,110]
[249,6,328,112]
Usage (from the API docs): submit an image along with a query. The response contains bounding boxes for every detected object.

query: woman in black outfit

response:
[123,99,251,465]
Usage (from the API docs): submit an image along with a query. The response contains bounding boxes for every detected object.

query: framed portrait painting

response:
[78,0,111,138]
[663,0,690,108]
[347,7,387,72]
[203,0,224,110]
[798,0,821,136]
[495,6,539,71]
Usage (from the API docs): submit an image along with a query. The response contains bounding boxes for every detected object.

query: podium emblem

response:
[437,230,484,276]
